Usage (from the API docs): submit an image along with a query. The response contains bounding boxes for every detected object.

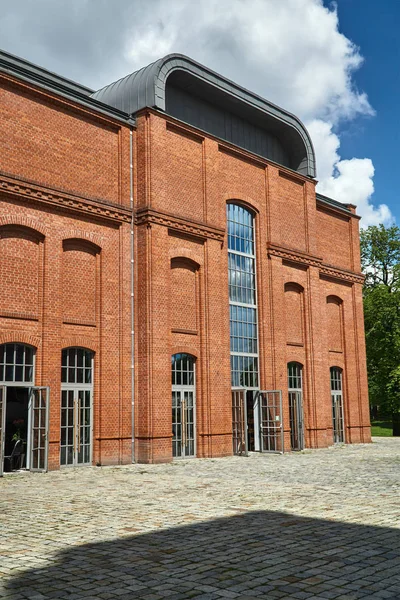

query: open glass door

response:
[29,386,50,472]
[0,386,6,477]
[256,390,284,454]
[232,388,248,456]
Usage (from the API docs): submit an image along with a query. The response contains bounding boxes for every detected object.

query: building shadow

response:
[5,510,400,599]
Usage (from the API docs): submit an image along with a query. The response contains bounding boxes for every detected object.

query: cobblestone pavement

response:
[1,438,400,600]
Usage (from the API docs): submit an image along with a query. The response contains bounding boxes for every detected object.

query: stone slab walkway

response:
[1,438,400,599]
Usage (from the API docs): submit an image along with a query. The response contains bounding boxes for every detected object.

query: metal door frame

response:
[29,386,50,473]
[255,390,284,454]
[288,390,304,450]
[60,386,93,467]
[172,386,196,459]
[332,391,345,444]
[232,387,248,456]
[288,362,305,451]
[0,386,6,477]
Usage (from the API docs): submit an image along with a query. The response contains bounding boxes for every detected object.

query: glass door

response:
[331,367,345,443]
[60,388,92,466]
[288,363,304,451]
[0,386,6,477]
[29,387,50,472]
[332,392,345,443]
[256,390,284,453]
[172,389,195,458]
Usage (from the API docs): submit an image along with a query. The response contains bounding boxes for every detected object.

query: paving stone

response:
[1,438,399,600]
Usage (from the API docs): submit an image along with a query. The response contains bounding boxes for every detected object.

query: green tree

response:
[361,224,400,435]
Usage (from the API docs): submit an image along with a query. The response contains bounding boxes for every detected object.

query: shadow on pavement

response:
[5,510,400,599]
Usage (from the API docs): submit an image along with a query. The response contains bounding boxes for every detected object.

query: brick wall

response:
[0,74,132,470]
[0,77,370,470]
[134,110,370,461]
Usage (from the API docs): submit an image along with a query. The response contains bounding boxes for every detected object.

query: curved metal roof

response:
[92,54,316,178]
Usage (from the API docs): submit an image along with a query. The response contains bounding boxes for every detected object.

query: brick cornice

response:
[320,264,365,284]
[267,243,323,268]
[0,172,131,223]
[135,207,225,242]
[267,242,365,284]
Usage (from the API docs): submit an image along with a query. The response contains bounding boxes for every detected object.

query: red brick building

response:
[0,51,370,474]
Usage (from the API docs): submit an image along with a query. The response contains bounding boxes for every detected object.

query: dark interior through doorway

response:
[246,391,255,451]
[4,387,29,471]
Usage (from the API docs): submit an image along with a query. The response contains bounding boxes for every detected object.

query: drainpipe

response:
[129,125,135,463]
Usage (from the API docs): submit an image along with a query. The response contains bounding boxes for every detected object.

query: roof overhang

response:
[92,54,316,178]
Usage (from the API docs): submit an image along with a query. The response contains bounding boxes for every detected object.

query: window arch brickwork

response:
[0,225,44,317]
[327,295,344,353]
[170,258,199,333]
[62,239,100,326]
[284,283,304,346]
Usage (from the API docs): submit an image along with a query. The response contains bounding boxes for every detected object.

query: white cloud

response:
[306,120,341,183]
[0,0,391,225]
[318,157,392,228]
[307,119,392,226]
[119,0,374,125]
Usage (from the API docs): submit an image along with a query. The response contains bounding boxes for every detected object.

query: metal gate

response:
[0,386,6,477]
[29,387,50,472]
[255,390,284,453]
[232,388,248,456]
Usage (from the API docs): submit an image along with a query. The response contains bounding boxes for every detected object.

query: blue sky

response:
[332,0,400,223]
[0,0,396,227]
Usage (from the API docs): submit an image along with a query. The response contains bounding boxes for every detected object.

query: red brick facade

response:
[0,68,133,469]
[0,52,370,472]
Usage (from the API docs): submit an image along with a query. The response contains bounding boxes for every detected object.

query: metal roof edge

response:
[316,193,353,215]
[91,53,316,177]
[0,48,135,126]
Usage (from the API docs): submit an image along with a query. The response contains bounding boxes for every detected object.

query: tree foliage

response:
[361,225,400,432]
[361,224,400,291]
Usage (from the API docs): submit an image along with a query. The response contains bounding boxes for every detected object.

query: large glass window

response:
[227,204,259,389]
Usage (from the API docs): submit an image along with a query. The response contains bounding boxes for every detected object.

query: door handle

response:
[181,398,186,448]
[77,397,81,453]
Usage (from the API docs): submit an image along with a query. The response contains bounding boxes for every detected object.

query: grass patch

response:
[371,421,393,437]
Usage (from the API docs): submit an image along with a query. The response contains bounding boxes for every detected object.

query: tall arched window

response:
[171,353,196,458]
[227,204,259,389]
[330,367,345,443]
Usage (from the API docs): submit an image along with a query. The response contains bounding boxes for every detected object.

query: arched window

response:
[287,362,304,450]
[60,348,94,467]
[227,204,258,389]
[330,367,345,443]
[171,353,195,458]
[0,343,35,384]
